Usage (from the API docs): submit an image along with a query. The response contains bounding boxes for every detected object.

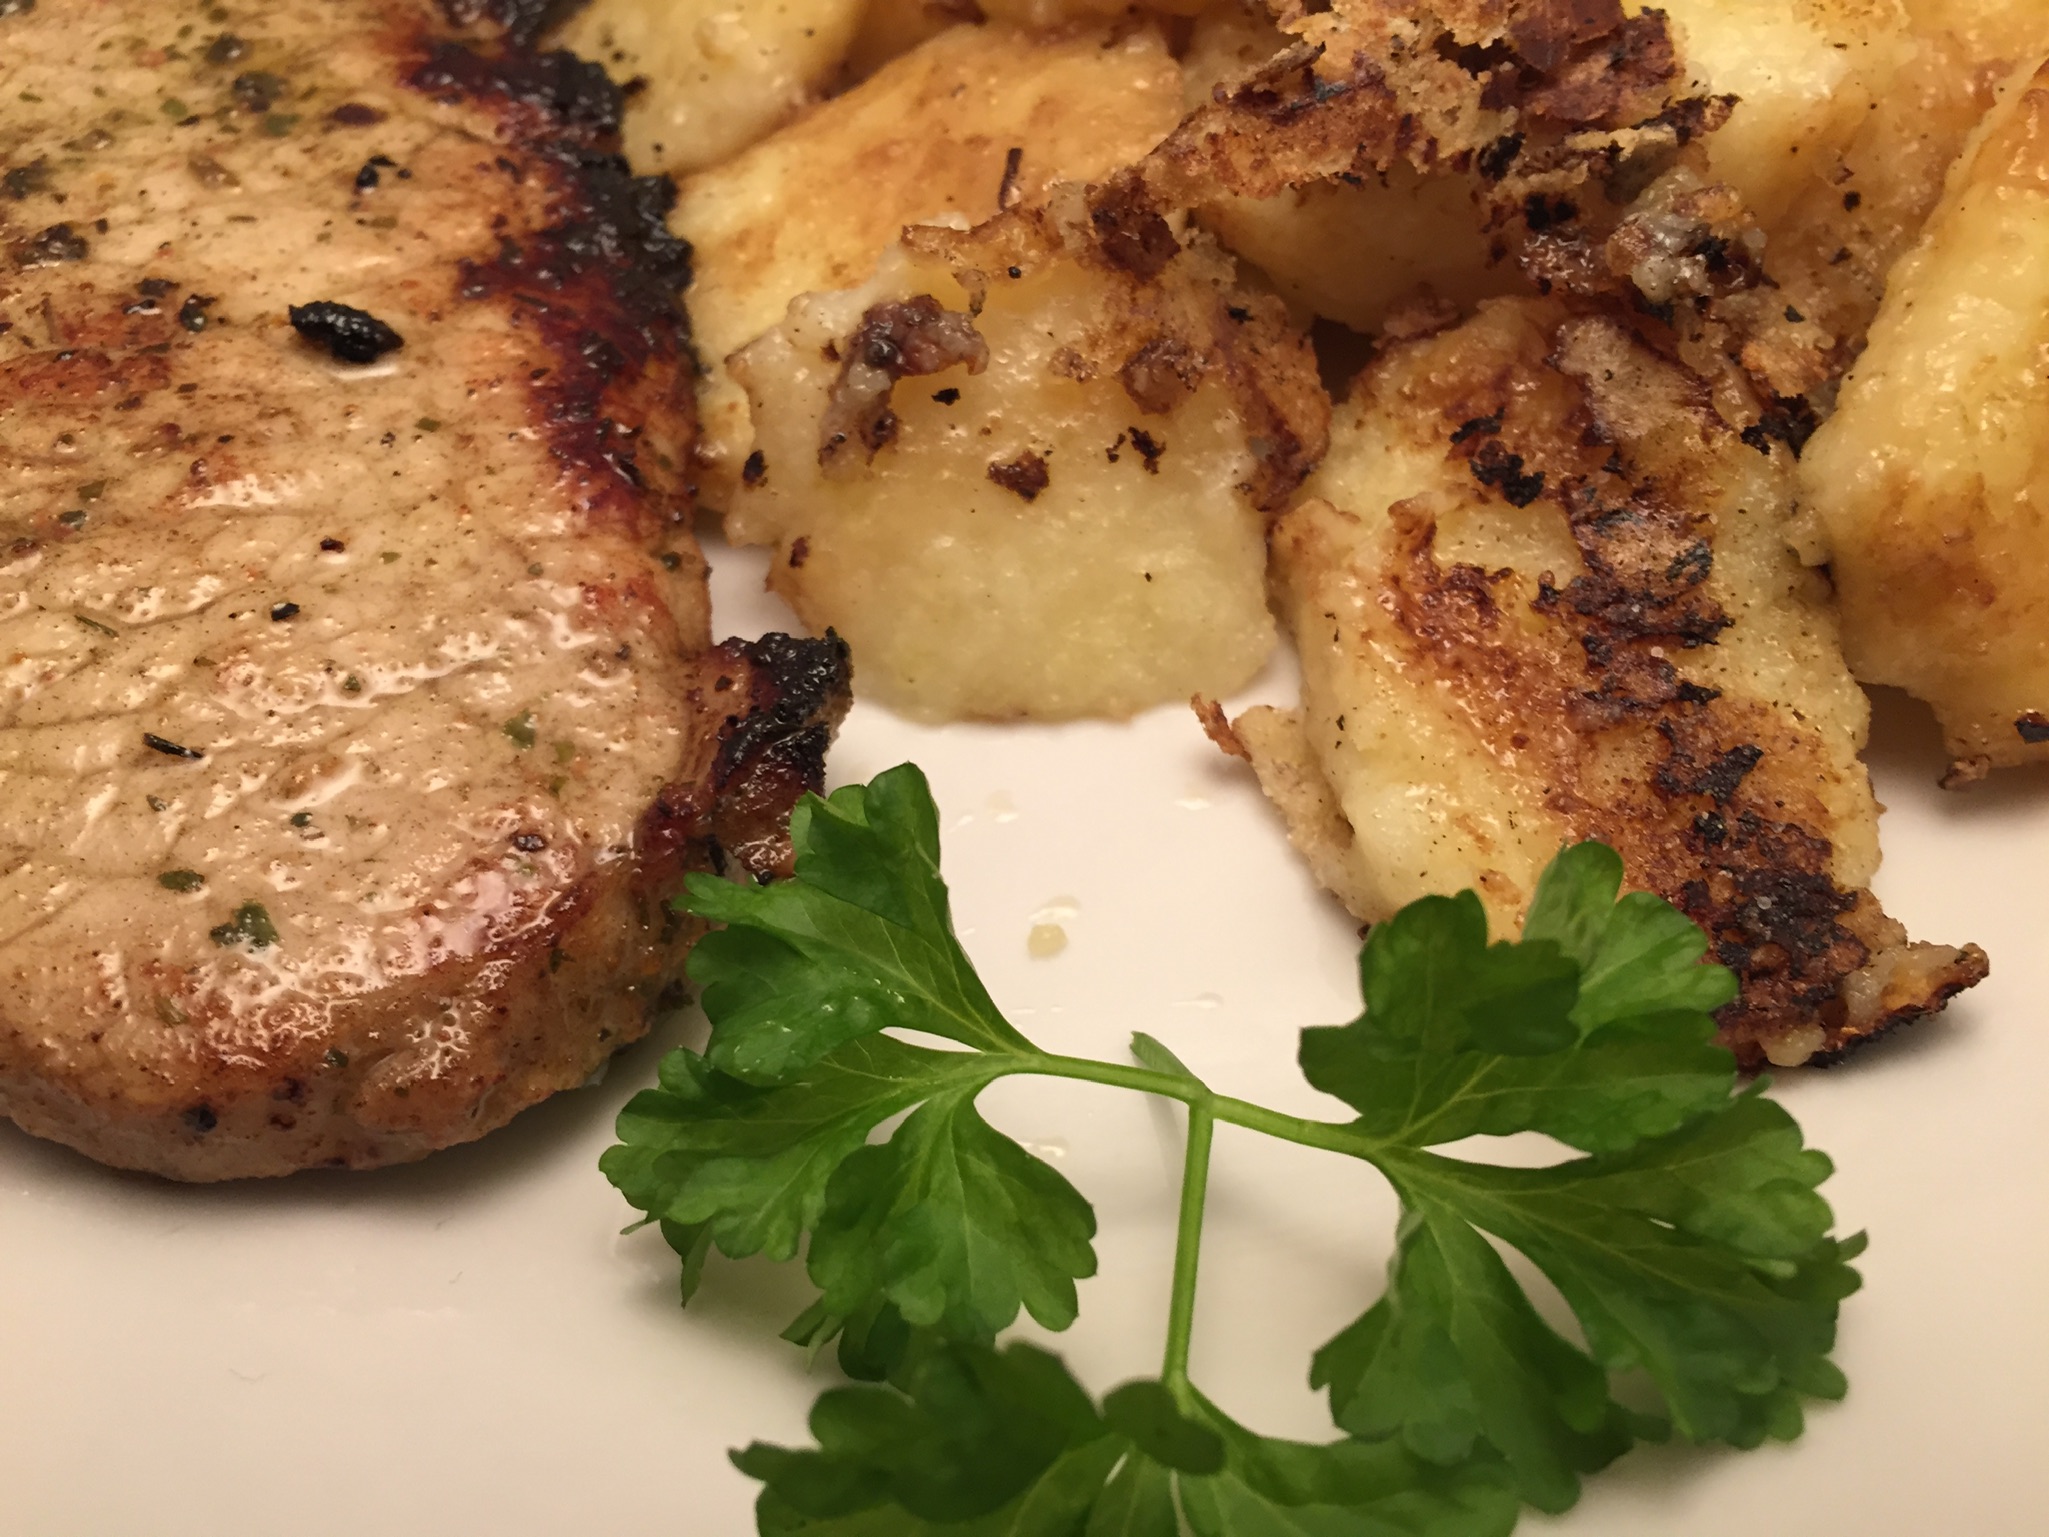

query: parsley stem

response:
[1162,1096,1216,1397]
[1017,1056,1375,1158]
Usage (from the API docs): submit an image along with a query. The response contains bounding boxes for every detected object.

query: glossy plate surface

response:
[2,539,2043,1535]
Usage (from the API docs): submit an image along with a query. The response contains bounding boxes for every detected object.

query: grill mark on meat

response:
[405,25,696,538]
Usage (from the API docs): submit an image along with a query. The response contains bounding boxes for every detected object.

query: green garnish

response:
[157,869,206,892]
[503,711,537,749]
[209,900,278,950]
[605,766,1860,1534]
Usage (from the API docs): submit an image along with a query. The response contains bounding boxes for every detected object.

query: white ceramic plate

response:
[3,537,2044,1536]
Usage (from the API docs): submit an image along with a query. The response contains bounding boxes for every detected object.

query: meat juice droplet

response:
[1027,924,1067,959]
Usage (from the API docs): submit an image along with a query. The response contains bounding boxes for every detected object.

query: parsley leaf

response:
[605,767,1095,1341]
[1304,846,1858,1509]
[810,1089,1098,1337]
[603,769,1862,1537]
[739,1338,1517,1537]
[1299,845,1737,1155]
[602,1033,1093,1339]
[684,766,1033,1083]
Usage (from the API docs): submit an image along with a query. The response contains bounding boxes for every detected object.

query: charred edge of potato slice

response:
[1150,2,1690,202]
[1141,3,1833,411]
[1158,0,2002,429]
[1797,53,2049,779]
[1234,297,1986,1068]
[721,182,1329,721]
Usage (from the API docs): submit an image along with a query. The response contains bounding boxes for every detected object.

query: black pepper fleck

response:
[288,301,404,364]
[144,732,205,760]
[13,222,88,268]
[231,71,286,112]
[270,601,300,621]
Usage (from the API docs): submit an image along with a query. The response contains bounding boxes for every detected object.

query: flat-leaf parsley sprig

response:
[603,764,1862,1533]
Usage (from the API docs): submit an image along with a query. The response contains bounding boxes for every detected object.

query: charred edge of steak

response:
[410,37,622,136]
[709,632,854,883]
[714,630,855,797]
[438,0,591,48]
[407,17,696,521]
[635,632,854,893]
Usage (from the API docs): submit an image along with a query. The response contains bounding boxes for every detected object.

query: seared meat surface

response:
[0,0,849,1179]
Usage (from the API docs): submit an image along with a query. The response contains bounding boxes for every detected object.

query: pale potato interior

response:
[556,0,867,177]
[1903,0,2049,69]
[1798,55,2049,765]
[675,22,1185,510]
[726,246,1278,722]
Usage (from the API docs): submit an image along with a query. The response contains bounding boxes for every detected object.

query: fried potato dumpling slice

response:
[725,187,1328,721]
[554,0,866,177]
[1180,0,1515,331]
[1664,0,1913,232]
[1230,298,1985,1066]
[676,21,1186,510]
[1175,0,1986,398]
[847,0,1228,83]
[1905,0,2048,72]
[1796,55,2049,780]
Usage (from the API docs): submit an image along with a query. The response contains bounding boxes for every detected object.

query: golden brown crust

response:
[898,185,1331,511]
[1797,54,2049,779]
[1242,298,1985,1067]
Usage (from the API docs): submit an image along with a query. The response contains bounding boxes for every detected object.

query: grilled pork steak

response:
[0,1,850,1179]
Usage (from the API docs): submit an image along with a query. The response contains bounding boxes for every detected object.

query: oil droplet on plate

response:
[1027,923,1067,959]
